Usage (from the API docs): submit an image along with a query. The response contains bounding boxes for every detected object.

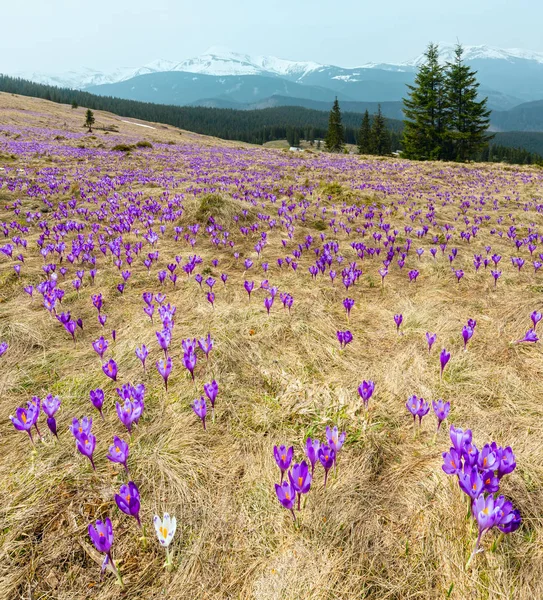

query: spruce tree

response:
[444,44,492,161]
[325,97,344,152]
[402,43,447,160]
[71,100,78,109]
[84,109,95,133]
[357,110,372,154]
[371,105,392,155]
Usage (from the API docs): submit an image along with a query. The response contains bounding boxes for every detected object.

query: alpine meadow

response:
[1,2,543,599]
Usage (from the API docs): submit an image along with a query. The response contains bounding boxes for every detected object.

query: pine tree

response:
[325,97,344,152]
[357,110,372,154]
[371,105,392,155]
[444,44,493,161]
[84,109,95,133]
[71,100,78,109]
[402,43,447,160]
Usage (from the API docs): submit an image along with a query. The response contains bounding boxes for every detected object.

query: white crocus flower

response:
[154,513,177,570]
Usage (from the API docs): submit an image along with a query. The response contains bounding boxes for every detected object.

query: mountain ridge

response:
[11,44,543,90]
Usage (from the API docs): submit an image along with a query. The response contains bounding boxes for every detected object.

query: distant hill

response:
[0,75,402,147]
[189,95,406,120]
[491,100,543,132]
[85,72,353,106]
[493,131,543,155]
[1,74,541,160]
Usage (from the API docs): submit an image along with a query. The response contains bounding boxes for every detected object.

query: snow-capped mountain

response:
[403,43,543,68]
[11,47,324,89]
[6,44,543,110]
[8,44,543,90]
[13,60,179,89]
[170,46,322,79]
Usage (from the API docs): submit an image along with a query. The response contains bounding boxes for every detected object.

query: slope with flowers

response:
[1,93,543,599]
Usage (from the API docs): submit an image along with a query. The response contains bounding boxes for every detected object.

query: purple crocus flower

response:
[142,292,153,306]
[264,295,274,315]
[432,399,450,432]
[442,447,463,475]
[495,496,521,534]
[102,359,118,381]
[10,402,39,444]
[156,356,172,390]
[0,342,8,357]
[116,400,136,432]
[88,517,113,558]
[273,445,294,482]
[244,280,254,301]
[115,481,141,527]
[462,326,474,350]
[406,395,422,423]
[358,380,375,409]
[144,304,155,321]
[516,329,538,343]
[156,329,171,356]
[394,314,403,332]
[481,470,500,493]
[450,425,472,453]
[198,333,213,360]
[65,320,77,342]
[114,482,142,533]
[458,466,485,499]
[463,441,479,467]
[497,446,516,478]
[416,398,430,425]
[531,311,542,329]
[336,330,353,349]
[89,388,105,419]
[343,297,355,319]
[88,518,122,583]
[326,426,346,458]
[203,380,218,421]
[92,294,103,313]
[107,436,130,473]
[439,348,451,377]
[135,345,148,371]
[426,332,436,352]
[192,397,207,429]
[92,336,108,360]
[275,480,296,520]
[75,431,96,470]
[317,445,336,487]
[42,394,60,438]
[183,351,197,380]
[477,444,498,471]
[288,460,312,510]
[305,438,320,476]
[70,416,92,439]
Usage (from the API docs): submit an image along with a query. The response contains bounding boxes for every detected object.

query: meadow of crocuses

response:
[1,93,543,599]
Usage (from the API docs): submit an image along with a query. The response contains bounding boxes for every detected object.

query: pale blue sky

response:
[2,0,542,73]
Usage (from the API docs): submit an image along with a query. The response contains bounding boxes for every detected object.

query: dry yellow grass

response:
[0,93,542,599]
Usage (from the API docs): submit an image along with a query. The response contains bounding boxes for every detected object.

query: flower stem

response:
[465,530,484,570]
[109,554,124,589]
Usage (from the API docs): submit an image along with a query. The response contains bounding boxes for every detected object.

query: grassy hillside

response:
[0,93,542,599]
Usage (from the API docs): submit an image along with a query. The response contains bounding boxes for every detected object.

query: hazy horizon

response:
[2,0,543,74]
